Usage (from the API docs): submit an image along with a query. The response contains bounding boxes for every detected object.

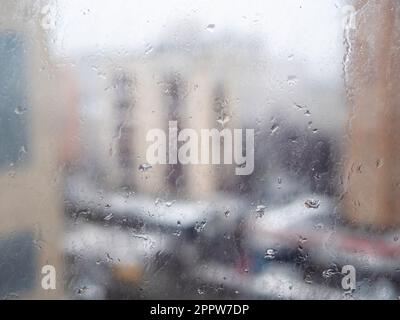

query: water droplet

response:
[139,163,152,172]
[298,235,308,244]
[173,229,181,237]
[197,287,205,295]
[293,103,304,110]
[206,24,215,32]
[165,200,176,207]
[264,248,277,260]
[14,106,27,115]
[304,199,320,209]
[97,72,107,80]
[105,252,113,263]
[277,177,282,189]
[255,205,267,218]
[304,274,313,284]
[217,115,231,126]
[195,220,207,232]
[18,145,28,161]
[173,220,182,236]
[4,293,19,300]
[322,268,336,279]
[287,75,298,86]
[77,286,88,295]
[104,213,113,221]
[270,123,279,134]
[314,223,324,229]
[223,233,231,240]
[145,43,153,55]
[323,263,339,279]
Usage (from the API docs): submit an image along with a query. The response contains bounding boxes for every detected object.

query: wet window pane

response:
[1,0,400,300]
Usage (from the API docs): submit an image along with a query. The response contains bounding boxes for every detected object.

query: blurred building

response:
[0,1,64,298]
[77,36,263,200]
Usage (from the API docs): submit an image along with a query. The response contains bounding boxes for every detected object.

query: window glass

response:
[0,0,399,300]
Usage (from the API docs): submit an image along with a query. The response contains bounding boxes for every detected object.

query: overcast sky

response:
[50,0,349,80]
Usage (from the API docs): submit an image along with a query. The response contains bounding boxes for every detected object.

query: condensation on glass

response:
[0,0,399,299]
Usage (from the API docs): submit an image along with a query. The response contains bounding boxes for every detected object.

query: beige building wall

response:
[182,67,218,199]
[132,62,168,195]
[88,46,251,200]
[342,0,400,229]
